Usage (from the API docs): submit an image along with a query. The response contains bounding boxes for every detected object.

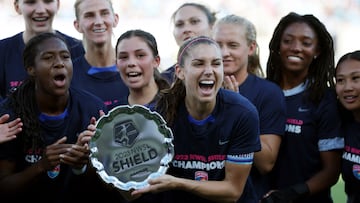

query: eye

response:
[352,75,360,82]
[175,21,184,28]
[229,43,239,49]
[101,10,110,16]
[336,77,344,84]
[118,55,128,60]
[61,52,71,59]
[190,19,200,25]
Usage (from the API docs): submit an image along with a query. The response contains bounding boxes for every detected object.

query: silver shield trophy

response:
[89,105,174,191]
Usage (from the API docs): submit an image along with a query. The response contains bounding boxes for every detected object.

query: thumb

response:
[54,136,67,144]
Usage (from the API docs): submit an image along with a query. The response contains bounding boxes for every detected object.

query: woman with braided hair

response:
[0,32,106,202]
[262,12,344,203]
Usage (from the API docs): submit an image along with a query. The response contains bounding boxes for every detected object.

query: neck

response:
[23,29,55,44]
[84,42,115,67]
[128,81,159,106]
[36,93,68,116]
[185,96,215,120]
[281,70,307,90]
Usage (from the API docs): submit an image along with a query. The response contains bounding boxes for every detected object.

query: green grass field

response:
[331,176,346,203]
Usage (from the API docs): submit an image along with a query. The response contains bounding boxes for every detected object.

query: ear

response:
[248,41,257,56]
[314,47,321,60]
[153,55,161,70]
[113,13,119,27]
[14,1,21,15]
[27,66,36,77]
[73,20,82,33]
[175,64,185,80]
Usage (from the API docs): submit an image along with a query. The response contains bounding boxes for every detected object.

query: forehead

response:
[37,38,68,54]
[214,23,246,39]
[186,43,221,59]
[336,59,360,74]
[175,5,208,20]
[282,22,317,39]
[78,0,111,13]
[117,36,149,52]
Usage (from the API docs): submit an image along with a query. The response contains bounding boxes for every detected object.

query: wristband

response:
[261,183,309,203]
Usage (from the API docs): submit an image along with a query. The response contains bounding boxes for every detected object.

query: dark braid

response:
[8,79,41,151]
[266,12,334,104]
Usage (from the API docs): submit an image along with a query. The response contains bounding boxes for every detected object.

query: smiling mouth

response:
[127,72,142,77]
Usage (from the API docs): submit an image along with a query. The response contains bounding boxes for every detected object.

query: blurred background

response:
[1,0,359,72]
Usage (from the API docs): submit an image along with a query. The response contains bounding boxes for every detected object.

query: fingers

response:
[99,110,105,117]
[8,118,23,132]
[0,116,22,143]
[54,136,67,145]
[223,75,239,93]
[61,144,89,167]
[0,114,10,123]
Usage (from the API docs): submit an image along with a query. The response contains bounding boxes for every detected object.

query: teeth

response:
[93,28,106,33]
[288,56,301,62]
[128,72,140,76]
[33,17,47,21]
[344,96,356,99]
[199,80,214,85]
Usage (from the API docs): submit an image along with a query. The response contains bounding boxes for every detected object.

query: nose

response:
[54,56,65,68]
[290,41,302,52]
[34,2,46,13]
[203,64,213,76]
[126,56,136,67]
[343,80,354,91]
[221,45,230,57]
[94,13,103,25]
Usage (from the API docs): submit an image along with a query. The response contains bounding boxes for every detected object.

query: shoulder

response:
[55,30,84,59]
[69,87,105,107]
[55,30,82,44]
[250,75,283,95]
[0,32,23,47]
[218,89,257,114]
[72,55,87,66]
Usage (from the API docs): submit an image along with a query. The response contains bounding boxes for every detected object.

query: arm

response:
[262,150,341,202]
[306,150,341,194]
[132,161,252,203]
[0,137,71,194]
[254,134,281,174]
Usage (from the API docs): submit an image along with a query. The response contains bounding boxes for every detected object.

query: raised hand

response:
[223,75,239,93]
[0,114,22,144]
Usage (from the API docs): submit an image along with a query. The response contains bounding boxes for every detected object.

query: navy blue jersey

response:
[341,117,360,202]
[271,83,343,203]
[0,87,108,202]
[239,74,286,200]
[160,64,176,84]
[71,55,129,109]
[0,31,84,99]
[160,88,261,203]
[109,93,160,112]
